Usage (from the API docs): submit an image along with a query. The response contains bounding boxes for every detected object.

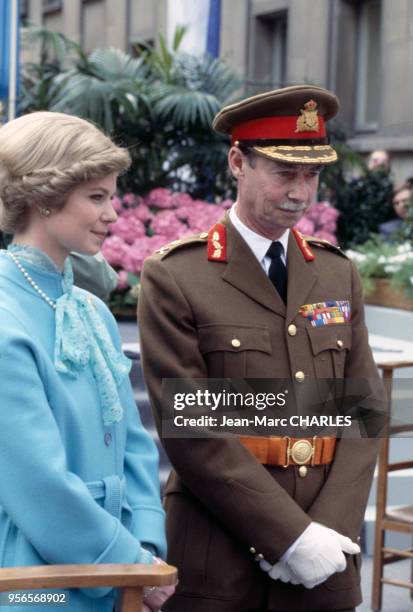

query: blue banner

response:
[0,0,20,114]
[206,0,221,57]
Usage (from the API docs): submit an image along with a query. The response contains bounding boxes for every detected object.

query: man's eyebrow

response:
[273,163,323,171]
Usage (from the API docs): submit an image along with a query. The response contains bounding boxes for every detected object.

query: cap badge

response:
[295,99,319,133]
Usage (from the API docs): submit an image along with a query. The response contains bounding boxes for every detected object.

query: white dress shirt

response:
[229,204,289,272]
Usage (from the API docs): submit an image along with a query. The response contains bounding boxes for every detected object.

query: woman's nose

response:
[102,199,118,223]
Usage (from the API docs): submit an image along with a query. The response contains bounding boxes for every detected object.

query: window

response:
[20,0,28,18]
[355,0,381,131]
[81,0,105,53]
[268,13,287,88]
[249,11,287,94]
[42,0,62,14]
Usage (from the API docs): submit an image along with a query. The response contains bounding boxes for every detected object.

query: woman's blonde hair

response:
[0,111,131,233]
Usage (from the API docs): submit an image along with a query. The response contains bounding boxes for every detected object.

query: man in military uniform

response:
[138,85,383,611]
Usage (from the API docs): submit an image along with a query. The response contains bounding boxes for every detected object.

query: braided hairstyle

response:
[0,112,131,233]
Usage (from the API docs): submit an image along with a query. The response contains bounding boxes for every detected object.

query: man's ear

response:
[228,146,245,180]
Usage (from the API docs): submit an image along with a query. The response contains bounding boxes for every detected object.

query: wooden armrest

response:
[0,564,177,612]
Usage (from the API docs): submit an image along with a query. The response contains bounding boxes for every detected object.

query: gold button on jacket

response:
[288,324,297,336]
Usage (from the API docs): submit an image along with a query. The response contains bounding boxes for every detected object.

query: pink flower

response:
[145,235,170,253]
[121,241,150,274]
[296,217,315,235]
[303,202,338,238]
[131,203,154,223]
[175,200,224,234]
[117,270,129,290]
[122,193,138,206]
[120,235,172,274]
[320,221,337,233]
[150,210,187,239]
[109,215,146,244]
[101,235,128,267]
[111,195,123,213]
[172,192,193,208]
[318,208,339,227]
[145,188,175,209]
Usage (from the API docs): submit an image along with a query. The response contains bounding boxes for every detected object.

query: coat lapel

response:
[286,231,317,321]
[222,219,286,316]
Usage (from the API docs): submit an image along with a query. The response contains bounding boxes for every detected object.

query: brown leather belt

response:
[239,435,337,467]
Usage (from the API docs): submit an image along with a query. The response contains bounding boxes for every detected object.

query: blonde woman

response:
[0,112,173,611]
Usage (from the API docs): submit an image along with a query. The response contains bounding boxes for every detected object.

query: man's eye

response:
[276,172,294,180]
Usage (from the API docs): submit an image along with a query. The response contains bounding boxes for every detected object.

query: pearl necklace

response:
[7,251,57,310]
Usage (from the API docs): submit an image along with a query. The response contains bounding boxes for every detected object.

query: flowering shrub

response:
[295,201,339,245]
[346,239,413,297]
[103,191,339,310]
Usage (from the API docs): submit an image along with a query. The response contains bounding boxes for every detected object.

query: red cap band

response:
[231,115,326,144]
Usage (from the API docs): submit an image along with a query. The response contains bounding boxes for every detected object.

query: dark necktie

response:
[266,241,287,303]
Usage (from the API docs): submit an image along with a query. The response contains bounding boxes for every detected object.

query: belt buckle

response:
[290,436,317,465]
[283,436,291,468]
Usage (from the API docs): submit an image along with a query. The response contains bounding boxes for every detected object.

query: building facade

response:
[22,0,413,182]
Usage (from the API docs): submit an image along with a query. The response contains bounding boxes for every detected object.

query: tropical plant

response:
[19,25,79,112]
[19,25,241,199]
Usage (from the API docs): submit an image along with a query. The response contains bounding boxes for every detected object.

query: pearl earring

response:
[39,207,51,217]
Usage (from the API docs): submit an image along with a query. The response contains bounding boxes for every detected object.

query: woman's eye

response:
[90,194,104,202]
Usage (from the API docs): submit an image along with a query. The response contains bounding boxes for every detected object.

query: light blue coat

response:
[0,252,166,611]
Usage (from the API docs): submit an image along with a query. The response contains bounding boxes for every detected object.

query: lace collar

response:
[4,244,130,426]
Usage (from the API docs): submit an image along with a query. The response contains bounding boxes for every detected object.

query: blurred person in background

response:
[367,149,390,172]
[379,183,412,241]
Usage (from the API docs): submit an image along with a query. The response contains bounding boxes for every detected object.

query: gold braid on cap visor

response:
[253,145,338,164]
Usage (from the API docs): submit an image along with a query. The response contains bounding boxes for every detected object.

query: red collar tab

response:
[292,228,315,261]
[207,223,227,262]
[231,115,326,144]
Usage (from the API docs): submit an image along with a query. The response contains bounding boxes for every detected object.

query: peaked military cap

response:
[212,84,339,165]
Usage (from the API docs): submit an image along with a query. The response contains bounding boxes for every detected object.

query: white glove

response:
[260,558,301,585]
[263,522,360,589]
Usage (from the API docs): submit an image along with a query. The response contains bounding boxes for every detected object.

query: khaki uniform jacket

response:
[139,218,383,612]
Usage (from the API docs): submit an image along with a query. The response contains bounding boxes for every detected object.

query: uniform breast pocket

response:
[307,325,352,378]
[197,324,272,378]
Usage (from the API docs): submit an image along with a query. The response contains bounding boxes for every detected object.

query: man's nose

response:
[286,176,310,201]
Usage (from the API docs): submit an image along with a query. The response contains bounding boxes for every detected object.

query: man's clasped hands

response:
[259,522,360,589]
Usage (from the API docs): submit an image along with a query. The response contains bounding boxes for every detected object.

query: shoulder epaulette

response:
[303,235,348,259]
[154,232,208,259]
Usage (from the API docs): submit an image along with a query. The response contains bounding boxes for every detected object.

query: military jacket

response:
[139,218,383,612]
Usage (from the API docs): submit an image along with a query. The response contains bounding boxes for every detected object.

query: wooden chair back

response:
[0,563,177,612]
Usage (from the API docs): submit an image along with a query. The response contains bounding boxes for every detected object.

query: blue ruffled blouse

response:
[7,244,131,426]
